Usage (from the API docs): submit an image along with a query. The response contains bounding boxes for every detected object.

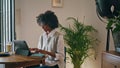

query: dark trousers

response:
[27,64,59,68]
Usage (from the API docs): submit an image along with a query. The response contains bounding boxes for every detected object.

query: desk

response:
[0,55,44,68]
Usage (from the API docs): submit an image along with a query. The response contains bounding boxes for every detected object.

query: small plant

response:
[107,13,120,33]
[106,12,120,52]
[60,17,98,68]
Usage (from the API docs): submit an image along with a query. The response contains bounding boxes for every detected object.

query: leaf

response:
[107,12,120,32]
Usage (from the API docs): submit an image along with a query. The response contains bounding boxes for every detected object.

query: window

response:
[0,0,15,52]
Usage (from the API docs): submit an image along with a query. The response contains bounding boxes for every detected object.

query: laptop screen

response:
[13,40,31,56]
[13,40,45,57]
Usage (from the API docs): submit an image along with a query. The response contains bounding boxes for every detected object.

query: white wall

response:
[15,0,115,68]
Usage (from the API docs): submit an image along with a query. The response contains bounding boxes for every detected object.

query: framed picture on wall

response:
[52,0,63,8]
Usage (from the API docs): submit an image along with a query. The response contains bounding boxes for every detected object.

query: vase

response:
[73,63,82,68]
[74,65,81,68]
[112,31,120,52]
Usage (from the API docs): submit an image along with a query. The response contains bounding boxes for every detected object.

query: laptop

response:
[13,40,44,57]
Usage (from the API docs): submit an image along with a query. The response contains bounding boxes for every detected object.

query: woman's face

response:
[42,25,49,32]
[41,24,51,33]
[38,22,52,33]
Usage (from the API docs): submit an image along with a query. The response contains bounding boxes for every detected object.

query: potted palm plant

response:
[59,17,98,68]
[106,13,120,52]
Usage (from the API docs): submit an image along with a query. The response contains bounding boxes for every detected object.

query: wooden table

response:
[0,55,44,68]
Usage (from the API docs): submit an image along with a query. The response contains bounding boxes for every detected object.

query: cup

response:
[6,42,12,52]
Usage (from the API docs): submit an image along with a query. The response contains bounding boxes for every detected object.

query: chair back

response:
[64,47,66,68]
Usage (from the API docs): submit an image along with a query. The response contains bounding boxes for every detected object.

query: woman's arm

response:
[37,49,56,57]
[55,35,65,61]
[30,48,56,57]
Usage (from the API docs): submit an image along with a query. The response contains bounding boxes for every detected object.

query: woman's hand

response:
[36,49,55,57]
[29,48,56,57]
[29,48,39,53]
[36,49,48,54]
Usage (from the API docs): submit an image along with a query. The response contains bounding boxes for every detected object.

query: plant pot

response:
[74,64,81,68]
[112,31,120,52]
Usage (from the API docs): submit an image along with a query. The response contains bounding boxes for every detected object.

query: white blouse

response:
[37,29,65,68]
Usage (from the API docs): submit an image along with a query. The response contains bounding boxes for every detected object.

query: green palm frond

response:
[59,17,98,68]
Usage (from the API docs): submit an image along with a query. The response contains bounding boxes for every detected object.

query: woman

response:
[31,10,65,68]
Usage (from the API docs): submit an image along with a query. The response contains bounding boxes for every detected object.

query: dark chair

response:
[64,47,66,68]
[13,40,31,56]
